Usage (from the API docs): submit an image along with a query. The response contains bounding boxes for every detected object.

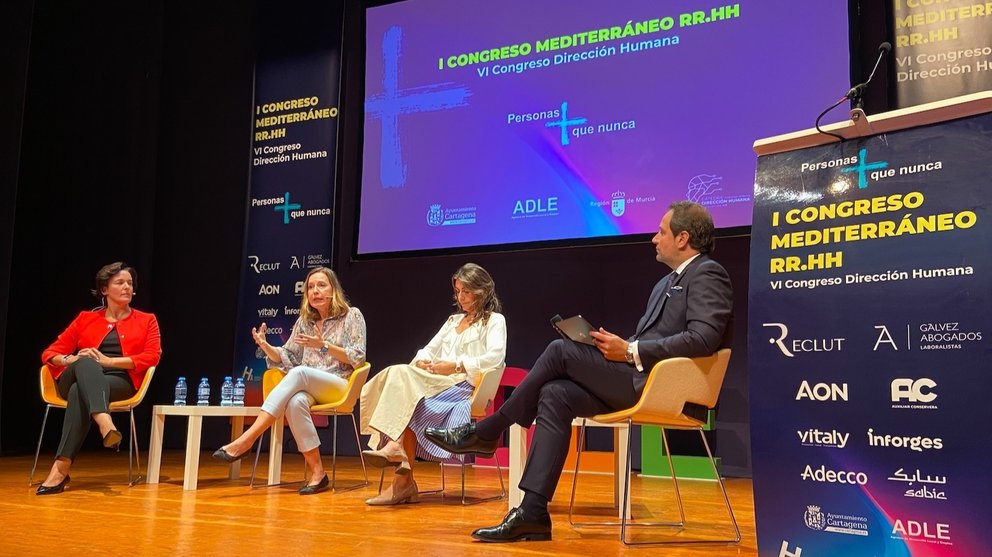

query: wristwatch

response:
[624,343,635,365]
[320,340,330,354]
[455,361,465,373]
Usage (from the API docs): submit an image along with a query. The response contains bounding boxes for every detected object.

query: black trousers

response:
[497,339,642,501]
[55,358,135,460]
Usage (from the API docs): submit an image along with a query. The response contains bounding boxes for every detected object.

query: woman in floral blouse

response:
[213,266,366,495]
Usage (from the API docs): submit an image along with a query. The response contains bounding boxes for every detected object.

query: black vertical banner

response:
[233,15,342,404]
[891,0,992,107]
[749,113,992,555]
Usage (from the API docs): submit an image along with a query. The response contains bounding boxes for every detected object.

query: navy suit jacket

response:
[630,254,734,376]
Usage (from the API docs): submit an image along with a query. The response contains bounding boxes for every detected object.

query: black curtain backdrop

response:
[0,0,35,454]
[1,0,164,455]
[148,2,257,451]
[0,0,889,478]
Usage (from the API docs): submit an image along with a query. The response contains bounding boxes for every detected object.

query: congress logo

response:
[841,147,889,189]
[545,101,587,146]
[273,192,301,225]
[366,26,471,189]
[686,174,723,202]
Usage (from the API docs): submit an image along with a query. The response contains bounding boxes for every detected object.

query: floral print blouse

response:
[266,306,367,380]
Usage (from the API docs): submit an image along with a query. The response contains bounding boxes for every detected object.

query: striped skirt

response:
[409,381,474,462]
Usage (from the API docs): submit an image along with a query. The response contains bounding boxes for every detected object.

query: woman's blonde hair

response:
[452,263,501,324]
[299,267,350,322]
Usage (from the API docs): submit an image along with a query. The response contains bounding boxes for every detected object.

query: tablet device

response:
[551,314,596,346]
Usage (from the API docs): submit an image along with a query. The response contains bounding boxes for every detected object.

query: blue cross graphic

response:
[545,102,587,146]
[841,148,888,189]
[274,192,301,224]
[365,26,471,189]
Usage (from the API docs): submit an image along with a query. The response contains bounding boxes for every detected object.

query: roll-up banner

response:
[749,112,992,555]
[232,46,341,405]
[891,0,992,107]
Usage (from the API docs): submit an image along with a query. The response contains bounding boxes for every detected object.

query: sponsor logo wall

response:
[748,113,992,554]
[232,45,341,403]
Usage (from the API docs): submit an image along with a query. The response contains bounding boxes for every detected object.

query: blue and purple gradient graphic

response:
[360,0,850,254]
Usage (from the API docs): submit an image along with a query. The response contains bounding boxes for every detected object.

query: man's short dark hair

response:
[668,201,715,254]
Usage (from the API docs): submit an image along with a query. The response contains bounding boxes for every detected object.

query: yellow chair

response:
[378,366,507,504]
[249,362,371,491]
[30,364,157,487]
[567,349,739,546]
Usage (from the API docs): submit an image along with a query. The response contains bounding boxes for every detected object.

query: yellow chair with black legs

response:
[249,362,371,491]
[567,348,739,546]
[30,364,157,487]
[377,366,507,504]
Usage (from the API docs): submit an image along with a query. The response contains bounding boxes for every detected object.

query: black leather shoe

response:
[103,429,123,450]
[36,475,70,496]
[299,474,329,495]
[212,447,250,463]
[424,423,498,456]
[471,507,552,542]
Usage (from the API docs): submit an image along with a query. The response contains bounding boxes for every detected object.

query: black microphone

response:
[846,42,891,106]
[816,42,891,140]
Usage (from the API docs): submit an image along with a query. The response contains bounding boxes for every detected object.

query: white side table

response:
[147,405,284,490]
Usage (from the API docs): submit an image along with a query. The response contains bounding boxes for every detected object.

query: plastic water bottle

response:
[233,377,246,407]
[220,376,234,407]
[174,376,188,406]
[197,377,210,406]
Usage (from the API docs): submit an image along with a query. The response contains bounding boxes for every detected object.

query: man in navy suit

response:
[426,200,734,542]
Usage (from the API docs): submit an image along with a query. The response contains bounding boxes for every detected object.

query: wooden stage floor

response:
[1,451,758,556]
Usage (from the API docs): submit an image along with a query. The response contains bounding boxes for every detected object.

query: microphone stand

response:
[816,42,891,142]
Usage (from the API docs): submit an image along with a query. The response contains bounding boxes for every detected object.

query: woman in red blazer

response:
[36,262,162,495]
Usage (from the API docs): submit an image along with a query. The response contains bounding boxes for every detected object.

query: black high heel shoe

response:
[36,475,70,496]
[103,429,123,450]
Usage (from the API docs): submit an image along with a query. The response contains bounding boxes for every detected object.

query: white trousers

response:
[261,366,348,453]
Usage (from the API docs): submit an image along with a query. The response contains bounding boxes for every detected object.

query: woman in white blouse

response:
[360,263,506,506]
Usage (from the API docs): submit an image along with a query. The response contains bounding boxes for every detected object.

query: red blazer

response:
[42,308,162,389]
